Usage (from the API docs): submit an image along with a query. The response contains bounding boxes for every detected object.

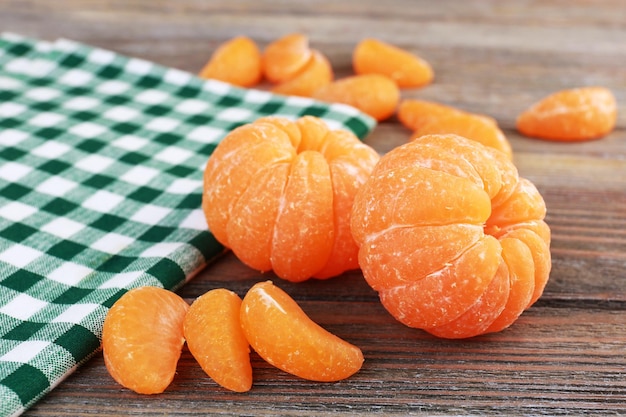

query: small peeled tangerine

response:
[351,134,552,339]
[202,116,380,282]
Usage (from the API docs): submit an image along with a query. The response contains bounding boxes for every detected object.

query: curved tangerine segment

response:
[488,178,547,231]
[199,36,262,88]
[184,289,252,392]
[352,38,434,88]
[255,116,303,149]
[427,260,510,339]
[271,151,335,282]
[227,163,290,273]
[312,129,381,278]
[412,113,513,159]
[312,74,400,122]
[397,99,496,132]
[350,164,492,244]
[358,224,483,292]
[203,122,295,246]
[102,286,189,394]
[498,226,551,306]
[409,134,521,213]
[378,236,502,329]
[516,86,617,141]
[295,115,331,152]
[484,237,536,334]
[272,50,333,97]
[376,134,506,201]
[240,281,364,382]
[262,33,312,84]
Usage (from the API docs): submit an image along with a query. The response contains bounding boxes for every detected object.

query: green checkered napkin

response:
[0,32,376,416]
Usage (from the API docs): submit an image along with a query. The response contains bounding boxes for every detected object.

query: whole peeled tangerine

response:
[202,116,380,282]
[350,134,551,338]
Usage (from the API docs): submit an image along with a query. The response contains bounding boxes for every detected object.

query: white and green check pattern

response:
[0,32,376,417]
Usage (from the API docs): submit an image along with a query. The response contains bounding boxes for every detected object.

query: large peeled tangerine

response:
[350,134,551,338]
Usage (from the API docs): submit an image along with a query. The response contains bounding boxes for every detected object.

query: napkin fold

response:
[0,32,376,417]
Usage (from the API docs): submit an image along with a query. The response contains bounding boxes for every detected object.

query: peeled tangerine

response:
[351,134,551,339]
[240,281,363,382]
[202,116,380,282]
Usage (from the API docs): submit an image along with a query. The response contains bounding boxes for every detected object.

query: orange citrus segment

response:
[272,50,333,97]
[227,164,290,272]
[262,33,312,84]
[184,289,252,393]
[312,74,400,121]
[202,122,295,246]
[484,237,536,334]
[102,287,189,394]
[412,112,513,159]
[198,36,262,87]
[397,99,496,132]
[516,86,617,141]
[351,134,551,338]
[240,281,364,382]
[427,260,510,338]
[379,236,502,329]
[271,150,334,282]
[358,224,483,292]
[351,163,492,238]
[353,38,434,88]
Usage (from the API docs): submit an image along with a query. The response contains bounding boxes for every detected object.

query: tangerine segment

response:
[198,36,262,88]
[358,224,483,292]
[272,50,333,97]
[353,38,434,88]
[312,74,400,121]
[271,151,335,282]
[184,289,252,393]
[379,236,502,329]
[397,99,496,132]
[102,286,189,394]
[427,260,509,339]
[240,281,364,382]
[516,86,617,141]
[314,131,381,278]
[412,113,513,159]
[262,33,312,84]
[203,122,295,246]
[351,134,551,338]
[202,116,379,282]
[350,164,492,241]
[484,237,535,334]
[227,164,289,273]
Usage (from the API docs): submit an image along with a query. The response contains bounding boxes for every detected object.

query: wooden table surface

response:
[2,0,625,415]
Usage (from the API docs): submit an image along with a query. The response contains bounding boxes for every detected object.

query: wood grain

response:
[1,0,624,415]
